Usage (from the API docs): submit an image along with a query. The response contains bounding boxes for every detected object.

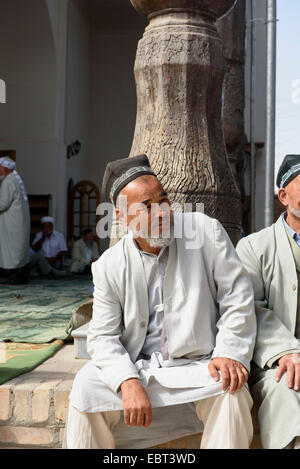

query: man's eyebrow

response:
[141,192,169,206]
[141,199,151,206]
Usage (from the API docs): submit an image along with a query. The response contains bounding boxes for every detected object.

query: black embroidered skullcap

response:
[101,155,155,205]
[82,228,93,236]
[276,154,300,188]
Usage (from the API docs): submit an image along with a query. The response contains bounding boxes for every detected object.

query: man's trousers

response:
[63,386,253,449]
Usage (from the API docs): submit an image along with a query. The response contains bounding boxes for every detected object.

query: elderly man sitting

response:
[63,155,257,450]
[236,154,300,449]
[70,229,100,275]
[29,247,67,279]
[0,156,30,285]
[32,217,68,271]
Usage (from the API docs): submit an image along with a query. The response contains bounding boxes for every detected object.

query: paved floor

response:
[0,343,262,449]
[0,343,89,449]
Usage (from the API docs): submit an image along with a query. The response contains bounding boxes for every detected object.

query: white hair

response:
[288,206,300,219]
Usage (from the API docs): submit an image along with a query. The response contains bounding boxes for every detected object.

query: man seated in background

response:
[32,217,68,271]
[70,229,99,275]
[29,241,67,279]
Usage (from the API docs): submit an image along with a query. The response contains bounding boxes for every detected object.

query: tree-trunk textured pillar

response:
[130,0,242,244]
[217,0,246,203]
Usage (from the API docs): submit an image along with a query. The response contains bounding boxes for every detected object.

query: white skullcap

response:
[0,156,16,170]
[41,216,55,225]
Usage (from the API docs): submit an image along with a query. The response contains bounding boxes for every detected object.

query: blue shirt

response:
[283,213,300,248]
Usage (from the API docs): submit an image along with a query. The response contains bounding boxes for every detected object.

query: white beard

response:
[288,206,300,219]
[129,224,174,249]
[145,235,174,249]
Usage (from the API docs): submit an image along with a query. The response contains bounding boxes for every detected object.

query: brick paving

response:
[0,343,262,449]
[0,343,88,449]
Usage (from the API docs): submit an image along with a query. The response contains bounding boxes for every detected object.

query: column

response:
[130,0,242,244]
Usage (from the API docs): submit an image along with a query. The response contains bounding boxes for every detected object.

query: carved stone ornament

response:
[127,0,242,244]
[130,0,237,20]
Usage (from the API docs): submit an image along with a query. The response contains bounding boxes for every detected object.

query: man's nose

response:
[154,203,169,216]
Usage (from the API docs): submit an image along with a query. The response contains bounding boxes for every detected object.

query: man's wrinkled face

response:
[42,222,54,235]
[83,232,94,244]
[278,174,300,218]
[116,175,173,243]
[0,166,11,178]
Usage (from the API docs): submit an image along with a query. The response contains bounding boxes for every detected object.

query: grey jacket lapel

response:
[275,215,298,333]
[274,215,297,282]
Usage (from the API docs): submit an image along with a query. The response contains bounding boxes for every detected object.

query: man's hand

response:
[276,353,300,391]
[208,358,249,394]
[120,378,152,427]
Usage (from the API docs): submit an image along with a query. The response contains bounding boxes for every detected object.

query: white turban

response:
[0,156,16,170]
[41,216,55,225]
[0,156,28,201]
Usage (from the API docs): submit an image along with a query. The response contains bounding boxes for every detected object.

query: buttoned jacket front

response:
[236,215,300,369]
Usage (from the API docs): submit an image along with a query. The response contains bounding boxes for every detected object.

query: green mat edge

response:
[0,341,63,386]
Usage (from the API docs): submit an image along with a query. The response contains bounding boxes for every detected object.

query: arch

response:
[69,180,100,243]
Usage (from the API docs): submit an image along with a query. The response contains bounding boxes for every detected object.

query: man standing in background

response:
[0,156,30,284]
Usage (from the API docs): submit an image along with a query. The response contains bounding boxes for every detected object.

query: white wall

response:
[0,0,56,140]
[86,4,146,196]
[65,0,90,186]
[0,0,92,236]
[0,0,70,234]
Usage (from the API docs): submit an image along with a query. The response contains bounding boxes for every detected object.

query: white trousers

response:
[285,437,300,449]
[63,386,253,449]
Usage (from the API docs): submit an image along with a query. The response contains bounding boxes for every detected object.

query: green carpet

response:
[0,340,64,385]
[0,276,93,343]
[0,276,92,385]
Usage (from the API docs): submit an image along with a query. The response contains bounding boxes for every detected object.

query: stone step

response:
[0,343,262,449]
[0,344,89,449]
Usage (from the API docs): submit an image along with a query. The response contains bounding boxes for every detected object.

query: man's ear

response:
[278,188,288,207]
[115,208,126,226]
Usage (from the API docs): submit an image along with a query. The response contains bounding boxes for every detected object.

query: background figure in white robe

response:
[0,157,30,284]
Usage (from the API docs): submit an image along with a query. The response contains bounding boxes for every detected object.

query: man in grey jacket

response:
[236,154,300,449]
[64,155,256,449]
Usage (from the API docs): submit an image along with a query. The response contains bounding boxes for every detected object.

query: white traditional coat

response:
[87,212,257,394]
[0,172,30,269]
